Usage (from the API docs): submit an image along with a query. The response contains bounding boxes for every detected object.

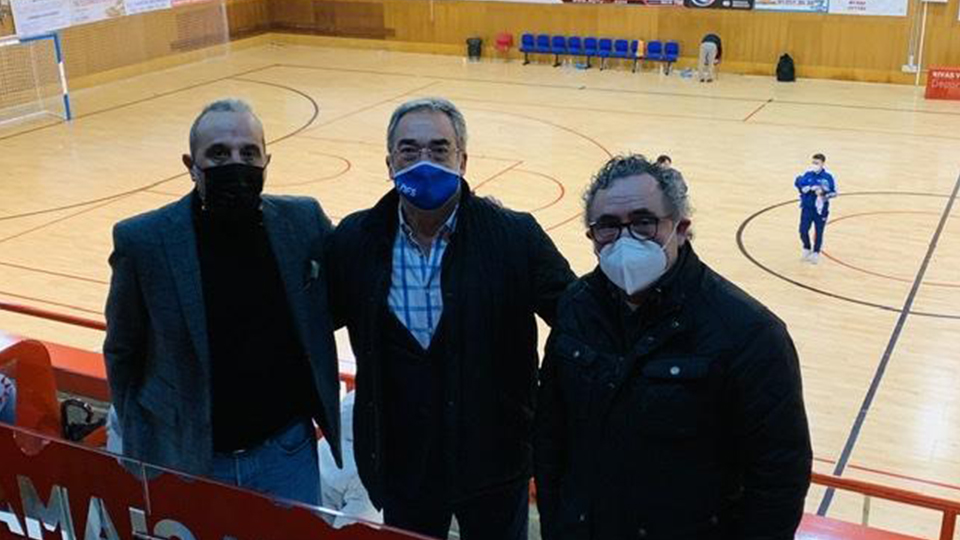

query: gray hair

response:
[189,99,261,157]
[386,98,468,151]
[583,154,691,226]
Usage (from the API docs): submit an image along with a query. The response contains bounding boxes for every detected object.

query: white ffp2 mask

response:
[599,231,675,295]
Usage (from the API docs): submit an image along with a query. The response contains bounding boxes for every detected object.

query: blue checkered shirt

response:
[388,206,459,349]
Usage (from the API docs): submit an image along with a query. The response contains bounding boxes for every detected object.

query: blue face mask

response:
[393,161,461,211]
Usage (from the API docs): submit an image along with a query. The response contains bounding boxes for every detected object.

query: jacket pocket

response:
[549,335,601,421]
[633,356,713,439]
[137,375,178,426]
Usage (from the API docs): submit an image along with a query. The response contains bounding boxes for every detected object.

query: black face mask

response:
[198,163,265,221]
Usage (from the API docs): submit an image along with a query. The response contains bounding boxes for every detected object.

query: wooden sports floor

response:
[0,41,958,537]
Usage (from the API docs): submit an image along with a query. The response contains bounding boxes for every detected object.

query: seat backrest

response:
[599,38,613,51]
[615,39,629,52]
[666,41,680,55]
[0,340,60,438]
[537,34,551,47]
[552,36,566,49]
[568,36,583,50]
[584,37,599,51]
[631,40,640,54]
[497,32,514,46]
[522,33,534,46]
[647,40,663,54]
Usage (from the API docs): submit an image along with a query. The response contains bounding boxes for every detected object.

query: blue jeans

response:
[210,419,320,506]
[799,207,828,252]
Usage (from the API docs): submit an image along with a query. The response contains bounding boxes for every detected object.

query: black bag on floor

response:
[777,54,796,82]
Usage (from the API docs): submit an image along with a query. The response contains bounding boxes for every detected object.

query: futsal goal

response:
[0,32,71,126]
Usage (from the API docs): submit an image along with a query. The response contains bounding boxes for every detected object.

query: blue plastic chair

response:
[568,36,584,57]
[665,41,680,62]
[583,37,599,68]
[597,38,613,70]
[646,40,664,61]
[551,35,568,67]
[535,35,551,54]
[520,33,535,64]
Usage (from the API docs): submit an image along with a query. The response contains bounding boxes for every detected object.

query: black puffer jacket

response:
[534,244,811,540]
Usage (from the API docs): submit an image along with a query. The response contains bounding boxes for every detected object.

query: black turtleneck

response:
[192,193,318,452]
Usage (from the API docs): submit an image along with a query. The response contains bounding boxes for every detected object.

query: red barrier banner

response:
[0,423,427,540]
[925,67,960,100]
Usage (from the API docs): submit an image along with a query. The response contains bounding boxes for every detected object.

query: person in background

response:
[699,33,722,83]
[0,374,15,424]
[794,153,837,264]
[103,98,341,504]
[535,154,812,540]
[656,155,672,170]
[319,391,382,529]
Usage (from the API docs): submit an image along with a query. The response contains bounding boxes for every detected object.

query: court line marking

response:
[0,75,319,223]
[271,62,960,118]
[472,160,524,191]
[736,191,960,320]
[743,99,772,122]
[817,173,960,515]
[302,80,441,134]
[0,261,107,285]
[821,211,960,288]
[813,457,960,495]
[0,64,279,144]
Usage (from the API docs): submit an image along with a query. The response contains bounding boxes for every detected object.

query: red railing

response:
[813,472,959,540]
[2,298,959,539]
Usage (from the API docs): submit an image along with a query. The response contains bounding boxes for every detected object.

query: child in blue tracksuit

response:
[794,153,837,264]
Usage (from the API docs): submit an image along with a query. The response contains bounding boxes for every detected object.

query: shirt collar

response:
[398,203,459,243]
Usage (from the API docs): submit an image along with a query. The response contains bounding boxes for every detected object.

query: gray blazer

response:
[104,193,341,476]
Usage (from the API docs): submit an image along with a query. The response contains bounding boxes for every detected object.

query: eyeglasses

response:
[393,144,457,164]
[589,215,665,244]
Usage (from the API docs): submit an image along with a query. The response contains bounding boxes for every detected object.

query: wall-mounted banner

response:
[684,0,754,10]
[9,0,70,36]
[755,0,827,12]
[828,0,907,15]
[124,0,171,15]
[69,0,125,26]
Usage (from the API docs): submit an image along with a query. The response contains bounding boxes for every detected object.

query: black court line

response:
[0,72,319,223]
[817,173,960,515]
[0,64,278,144]
[735,191,960,320]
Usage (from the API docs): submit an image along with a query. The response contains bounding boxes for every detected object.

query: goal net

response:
[0,32,71,126]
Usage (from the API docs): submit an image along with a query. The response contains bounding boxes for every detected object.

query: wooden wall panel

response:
[265,0,960,84]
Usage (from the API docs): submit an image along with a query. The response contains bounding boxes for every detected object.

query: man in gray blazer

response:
[104,99,340,505]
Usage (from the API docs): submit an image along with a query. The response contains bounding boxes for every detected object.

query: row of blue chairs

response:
[520,34,680,72]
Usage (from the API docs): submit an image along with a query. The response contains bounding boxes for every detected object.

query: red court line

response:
[0,291,101,316]
[461,105,613,159]
[814,456,960,494]
[547,212,585,232]
[0,198,125,245]
[513,169,568,214]
[270,153,353,188]
[822,210,960,288]
[297,134,522,163]
[0,261,108,285]
[303,81,442,134]
[472,161,524,191]
[743,99,772,122]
